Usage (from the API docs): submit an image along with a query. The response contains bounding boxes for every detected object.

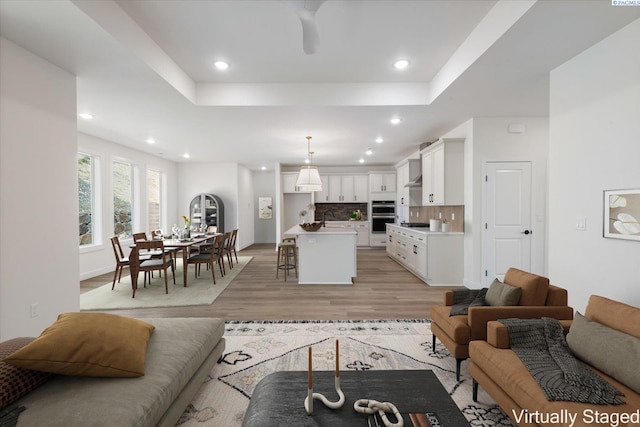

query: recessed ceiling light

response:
[213,61,229,70]
[261,166,267,171]
[375,137,384,144]
[393,59,410,70]
[390,117,402,125]
[146,138,155,144]
[304,158,310,164]
[359,158,365,164]
[183,153,190,159]
[78,113,93,120]
[366,148,373,156]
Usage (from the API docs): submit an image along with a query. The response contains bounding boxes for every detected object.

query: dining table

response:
[131,234,220,288]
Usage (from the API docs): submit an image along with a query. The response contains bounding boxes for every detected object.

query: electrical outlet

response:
[30,303,39,318]
[451,212,455,221]
[416,211,419,217]
[438,212,442,219]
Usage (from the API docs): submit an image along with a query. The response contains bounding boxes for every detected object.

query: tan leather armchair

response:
[430,268,573,381]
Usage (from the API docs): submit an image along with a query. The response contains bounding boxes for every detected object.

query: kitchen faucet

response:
[322,210,334,227]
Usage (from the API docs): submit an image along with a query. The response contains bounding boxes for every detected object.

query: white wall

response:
[253,169,277,243]
[441,117,549,288]
[548,19,640,312]
[237,165,255,249]
[78,132,178,280]
[0,38,79,339]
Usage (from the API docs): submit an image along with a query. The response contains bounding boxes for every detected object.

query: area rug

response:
[80,256,252,310]
[178,319,516,427]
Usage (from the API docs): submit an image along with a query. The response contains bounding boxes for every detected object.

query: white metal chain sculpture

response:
[353,399,404,427]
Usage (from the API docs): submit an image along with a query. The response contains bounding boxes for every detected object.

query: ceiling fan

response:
[282,0,326,54]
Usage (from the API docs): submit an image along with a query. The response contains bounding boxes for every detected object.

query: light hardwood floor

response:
[80,244,463,320]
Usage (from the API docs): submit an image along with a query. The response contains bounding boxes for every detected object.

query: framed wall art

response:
[258,197,273,220]
[604,188,640,241]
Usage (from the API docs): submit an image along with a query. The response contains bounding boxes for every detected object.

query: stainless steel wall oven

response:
[371,200,396,233]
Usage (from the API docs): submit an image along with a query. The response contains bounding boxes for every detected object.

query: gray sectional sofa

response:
[6,317,225,427]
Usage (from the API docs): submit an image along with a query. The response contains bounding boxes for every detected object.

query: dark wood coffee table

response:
[242,370,469,427]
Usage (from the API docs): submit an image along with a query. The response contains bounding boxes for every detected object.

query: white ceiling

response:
[1,1,638,170]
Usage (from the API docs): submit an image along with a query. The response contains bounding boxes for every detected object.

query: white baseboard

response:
[80,266,117,281]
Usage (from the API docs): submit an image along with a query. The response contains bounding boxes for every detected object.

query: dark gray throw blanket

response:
[500,317,625,405]
[449,288,487,316]
[0,406,25,427]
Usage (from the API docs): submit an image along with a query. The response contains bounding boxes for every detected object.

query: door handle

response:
[522,230,532,235]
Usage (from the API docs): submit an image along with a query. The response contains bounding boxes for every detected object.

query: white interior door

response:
[484,162,532,284]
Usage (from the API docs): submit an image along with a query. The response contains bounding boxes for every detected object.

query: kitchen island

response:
[284,224,357,285]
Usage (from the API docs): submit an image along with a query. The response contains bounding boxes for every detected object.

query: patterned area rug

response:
[177,320,515,427]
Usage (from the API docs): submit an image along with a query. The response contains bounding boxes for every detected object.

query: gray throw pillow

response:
[566,312,640,394]
[484,279,521,306]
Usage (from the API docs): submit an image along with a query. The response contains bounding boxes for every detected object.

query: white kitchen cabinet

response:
[314,175,330,202]
[322,174,368,203]
[421,138,464,205]
[386,224,463,285]
[326,221,370,246]
[426,234,464,285]
[369,173,396,194]
[353,175,368,202]
[328,175,343,202]
[346,221,370,246]
[282,173,311,193]
[396,159,421,206]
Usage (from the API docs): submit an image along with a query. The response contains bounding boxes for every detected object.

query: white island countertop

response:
[284,224,357,285]
[285,224,357,235]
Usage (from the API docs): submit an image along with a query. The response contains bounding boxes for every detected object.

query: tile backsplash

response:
[314,203,368,221]
[408,205,465,232]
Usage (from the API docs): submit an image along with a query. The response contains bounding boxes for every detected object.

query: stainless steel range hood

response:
[403,158,422,188]
[404,174,422,187]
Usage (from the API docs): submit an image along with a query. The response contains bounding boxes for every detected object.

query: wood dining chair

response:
[222,231,233,271]
[110,236,129,290]
[191,226,218,255]
[134,231,178,269]
[186,234,224,285]
[229,228,239,264]
[132,240,175,297]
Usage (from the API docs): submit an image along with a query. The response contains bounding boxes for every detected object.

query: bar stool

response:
[276,238,298,281]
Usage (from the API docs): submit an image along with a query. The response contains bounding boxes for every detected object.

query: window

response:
[147,169,163,232]
[113,160,133,239]
[78,153,95,246]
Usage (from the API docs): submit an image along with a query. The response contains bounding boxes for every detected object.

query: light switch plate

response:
[575,217,586,231]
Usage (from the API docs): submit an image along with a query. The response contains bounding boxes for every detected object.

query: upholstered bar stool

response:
[276,238,298,281]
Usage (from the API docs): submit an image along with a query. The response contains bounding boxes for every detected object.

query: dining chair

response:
[191,226,217,255]
[229,228,239,264]
[186,234,224,285]
[131,240,175,297]
[222,231,233,270]
[110,236,129,290]
[134,231,177,269]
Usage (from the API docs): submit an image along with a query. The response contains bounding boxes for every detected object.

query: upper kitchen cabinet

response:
[396,159,421,206]
[282,172,311,193]
[369,172,396,195]
[314,175,330,202]
[353,175,368,202]
[315,174,368,203]
[421,138,464,205]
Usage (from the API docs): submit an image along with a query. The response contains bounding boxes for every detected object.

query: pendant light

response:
[296,136,323,192]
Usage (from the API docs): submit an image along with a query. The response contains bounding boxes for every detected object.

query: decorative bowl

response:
[299,222,323,232]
